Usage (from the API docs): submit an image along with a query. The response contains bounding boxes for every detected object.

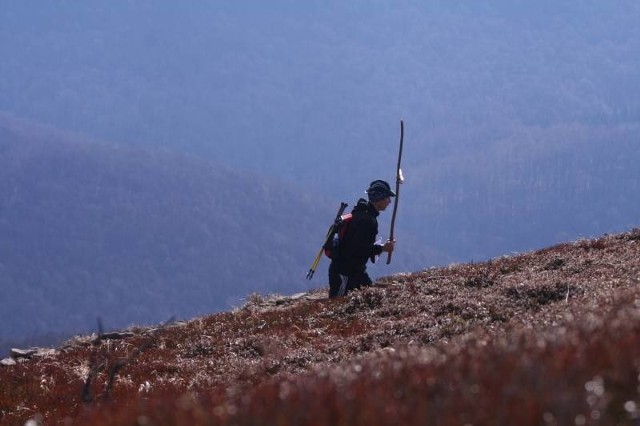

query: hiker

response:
[328,180,396,298]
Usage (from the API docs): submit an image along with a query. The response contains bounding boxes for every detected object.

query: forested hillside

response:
[410,123,640,259]
[2,115,323,344]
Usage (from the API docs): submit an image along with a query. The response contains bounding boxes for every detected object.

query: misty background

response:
[1,1,639,351]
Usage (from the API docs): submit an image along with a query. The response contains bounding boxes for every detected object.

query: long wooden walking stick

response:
[387,120,404,264]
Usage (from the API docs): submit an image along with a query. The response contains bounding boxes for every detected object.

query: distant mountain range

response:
[1,1,638,263]
[2,2,640,346]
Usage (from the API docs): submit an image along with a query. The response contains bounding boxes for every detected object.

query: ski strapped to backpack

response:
[306,202,349,280]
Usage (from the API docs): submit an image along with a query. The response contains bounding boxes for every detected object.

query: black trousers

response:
[328,263,372,298]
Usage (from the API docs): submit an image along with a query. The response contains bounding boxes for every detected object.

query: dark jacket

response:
[330,198,383,274]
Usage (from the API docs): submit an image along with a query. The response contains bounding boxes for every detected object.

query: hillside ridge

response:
[1,228,639,424]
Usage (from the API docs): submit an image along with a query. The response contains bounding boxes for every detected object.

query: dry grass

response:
[1,229,639,425]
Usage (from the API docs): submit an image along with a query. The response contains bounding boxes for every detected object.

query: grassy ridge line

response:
[1,229,639,424]
[85,293,640,425]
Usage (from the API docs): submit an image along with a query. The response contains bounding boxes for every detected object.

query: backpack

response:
[323,213,352,259]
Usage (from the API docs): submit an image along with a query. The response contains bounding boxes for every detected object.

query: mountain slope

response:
[1,228,639,424]
[0,114,331,343]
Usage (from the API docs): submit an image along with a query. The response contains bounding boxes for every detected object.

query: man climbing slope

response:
[328,180,396,298]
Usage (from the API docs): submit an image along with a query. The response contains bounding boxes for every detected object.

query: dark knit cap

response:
[366,180,395,202]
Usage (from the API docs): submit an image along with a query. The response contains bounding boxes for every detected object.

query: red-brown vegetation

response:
[1,229,639,425]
